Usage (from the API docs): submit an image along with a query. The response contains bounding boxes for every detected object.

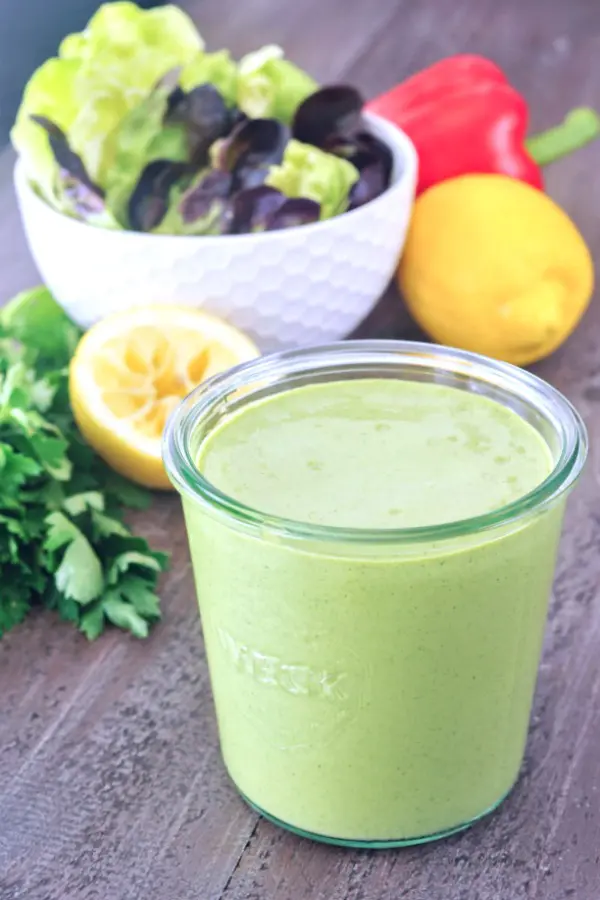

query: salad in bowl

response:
[12,2,417,350]
[12,2,394,236]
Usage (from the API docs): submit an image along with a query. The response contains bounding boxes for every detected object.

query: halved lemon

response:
[69,306,259,489]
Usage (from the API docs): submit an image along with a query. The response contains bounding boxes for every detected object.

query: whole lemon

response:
[399,174,594,366]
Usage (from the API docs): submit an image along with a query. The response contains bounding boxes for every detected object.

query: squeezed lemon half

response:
[69,306,259,489]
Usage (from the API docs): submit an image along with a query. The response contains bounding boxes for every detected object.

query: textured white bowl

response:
[14,113,417,352]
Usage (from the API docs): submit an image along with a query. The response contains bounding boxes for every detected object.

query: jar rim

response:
[162,340,588,545]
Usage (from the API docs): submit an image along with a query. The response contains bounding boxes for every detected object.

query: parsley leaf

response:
[107,550,163,584]
[44,511,82,550]
[102,592,150,639]
[79,602,106,640]
[0,288,169,640]
[118,576,162,618]
[62,491,105,516]
[54,532,104,604]
[0,584,31,636]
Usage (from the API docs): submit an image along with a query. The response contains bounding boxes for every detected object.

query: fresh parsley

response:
[0,287,169,639]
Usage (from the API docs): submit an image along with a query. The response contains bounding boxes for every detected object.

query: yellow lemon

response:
[399,174,594,366]
[69,306,259,489]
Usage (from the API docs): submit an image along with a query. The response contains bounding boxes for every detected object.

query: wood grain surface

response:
[2,1,600,898]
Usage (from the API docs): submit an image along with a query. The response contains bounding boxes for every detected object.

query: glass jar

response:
[163,341,587,847]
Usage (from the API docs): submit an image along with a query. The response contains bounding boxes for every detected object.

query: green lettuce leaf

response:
[237,45,317,123]
[11,57,81,202]
[11,2,204,198]
[181,50,238,106]
[105,76,188,227]
[266,139,358,219]
[58,2,204,62]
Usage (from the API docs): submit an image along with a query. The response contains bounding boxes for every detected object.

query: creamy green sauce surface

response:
[198,379,553,528]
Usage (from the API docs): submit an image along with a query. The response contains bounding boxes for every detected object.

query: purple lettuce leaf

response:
[265,197,320,230]
[291,85,363,149]
[178,169,233,233]
[216,118,289,191]
[166,82,234,167]
[128,160,188,232]
[228,185,287,233]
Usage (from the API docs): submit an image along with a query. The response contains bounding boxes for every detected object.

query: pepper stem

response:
[526,108,600,166]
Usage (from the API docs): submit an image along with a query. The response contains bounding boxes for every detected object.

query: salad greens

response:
[104,74,234,228]
[30,115,120,229]
[58,1,204,63]
[12,3,204,202]
[181,49,238,106]
[0,287,168,640]
[266,140,359,220]
[12,2,393,236]
[236,45,317,123]
[157,169,233,236]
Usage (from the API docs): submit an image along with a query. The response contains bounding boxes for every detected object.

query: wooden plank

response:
[0,500,257,900]
[0,148,39,303]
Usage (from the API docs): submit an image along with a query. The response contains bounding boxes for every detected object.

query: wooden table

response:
[2,1,600,897]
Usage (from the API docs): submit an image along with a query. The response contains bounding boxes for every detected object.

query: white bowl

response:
[14,113,417,352]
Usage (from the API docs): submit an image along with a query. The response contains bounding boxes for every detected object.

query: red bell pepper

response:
[366,55,600,195]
